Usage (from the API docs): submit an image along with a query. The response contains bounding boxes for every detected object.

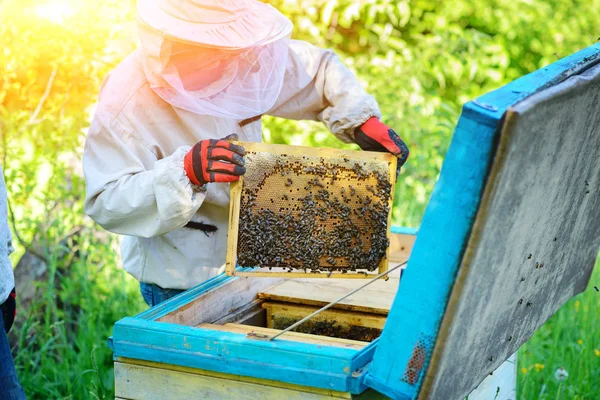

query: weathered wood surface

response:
[258,278,399,315]
[211,299,266,326]
[158,276,281,326]
[199,323,368,349]
[114,358,353,399]
[421,62,600,400]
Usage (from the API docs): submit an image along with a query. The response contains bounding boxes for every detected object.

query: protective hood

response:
[137,0,293,119]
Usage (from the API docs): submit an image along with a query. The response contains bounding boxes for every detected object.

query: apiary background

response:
[226,142,397,279]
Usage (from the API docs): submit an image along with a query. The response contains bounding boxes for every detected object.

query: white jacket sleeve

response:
[0,165,14,303]
[268,40,381,143]
[83,115,206,238]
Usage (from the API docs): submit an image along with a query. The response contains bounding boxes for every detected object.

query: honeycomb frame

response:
[226,142,397,279]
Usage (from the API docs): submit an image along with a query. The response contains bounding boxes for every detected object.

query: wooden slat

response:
[211,299,265,325]
[258,278,399,315]
[263,302,387,330]
[114,360,351,399]
[158,276,281,326]
[263,302,386,342]
[388,233,416,262]
[198,323,368,349]
[235,271,380,279]
[225,160,243,276]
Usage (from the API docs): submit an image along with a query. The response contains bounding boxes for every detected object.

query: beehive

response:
[226,142,397,278]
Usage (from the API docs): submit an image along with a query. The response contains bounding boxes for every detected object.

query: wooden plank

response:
[235,271,380,279]
[258,278,399,315]
[383,147,397,277]
[232,141,396,162]
[420,60,600,400]
[388,233,416,262]
[114,360,352,399]
[112,317,359,392]
[158,275,281,326]
[225,164,243,277]
[226,141,395,279]
[198,323,368,349]
[263,302,386,342]
[211,299,265,325]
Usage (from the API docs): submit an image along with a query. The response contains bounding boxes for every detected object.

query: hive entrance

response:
[226,142,396,278]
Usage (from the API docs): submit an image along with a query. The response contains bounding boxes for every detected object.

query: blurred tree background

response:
[0,0,598,398]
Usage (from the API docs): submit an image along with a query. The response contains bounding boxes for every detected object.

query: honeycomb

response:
[233,143,396,275]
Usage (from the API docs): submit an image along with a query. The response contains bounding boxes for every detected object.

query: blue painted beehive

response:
[110,43,600,400]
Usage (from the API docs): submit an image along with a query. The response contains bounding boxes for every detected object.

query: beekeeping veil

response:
[137,0,293,119]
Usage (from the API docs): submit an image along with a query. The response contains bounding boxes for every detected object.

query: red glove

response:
[354,117,409,170]
[184,134,246,186]
[1,288,16,334]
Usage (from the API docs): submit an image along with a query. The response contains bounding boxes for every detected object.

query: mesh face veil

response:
[155,36,291,119]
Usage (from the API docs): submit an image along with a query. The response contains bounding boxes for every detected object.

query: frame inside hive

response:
[226,142,397,279]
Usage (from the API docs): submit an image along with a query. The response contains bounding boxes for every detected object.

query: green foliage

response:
[0,0,136,261]
[0,1,143,398]
[13,236,145,399]
[0,0,598,398]
[266,0,600,226]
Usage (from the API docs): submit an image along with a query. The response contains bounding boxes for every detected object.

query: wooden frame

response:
[199,323,369,350]
[258,278,399,315]
[114,358,355,400]
[263,302,386,342]
[114,358,388,400]
[225,142,397,279]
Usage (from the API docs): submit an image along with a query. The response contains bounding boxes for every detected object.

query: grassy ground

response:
[517,259,600,400]
[10,234,147,400]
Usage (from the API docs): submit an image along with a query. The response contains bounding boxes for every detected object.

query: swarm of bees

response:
[236,152,392,274]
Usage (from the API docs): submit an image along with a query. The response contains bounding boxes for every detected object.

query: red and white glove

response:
[354,117,409,171]
[184,134,246,186]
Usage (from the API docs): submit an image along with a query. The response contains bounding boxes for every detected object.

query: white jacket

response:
[83,39,381,290]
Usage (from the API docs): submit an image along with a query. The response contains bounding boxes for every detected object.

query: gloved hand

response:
[354,117,409,172]
[184,134,246,186]
[1,288,16,334]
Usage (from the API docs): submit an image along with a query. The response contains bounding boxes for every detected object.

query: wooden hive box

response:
[110,43,600,400]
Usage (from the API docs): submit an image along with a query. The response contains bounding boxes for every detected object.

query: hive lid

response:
[365,44,600,399]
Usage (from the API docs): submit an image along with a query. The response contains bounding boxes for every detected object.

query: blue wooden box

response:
[110,44,600,400]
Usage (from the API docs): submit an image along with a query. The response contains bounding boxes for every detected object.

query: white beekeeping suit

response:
[83,0,382,290]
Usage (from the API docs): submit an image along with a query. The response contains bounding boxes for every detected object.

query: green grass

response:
[10,232,146,400]
[517,259,600,400]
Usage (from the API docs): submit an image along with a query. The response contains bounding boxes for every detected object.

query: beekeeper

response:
[83,0,409,306]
